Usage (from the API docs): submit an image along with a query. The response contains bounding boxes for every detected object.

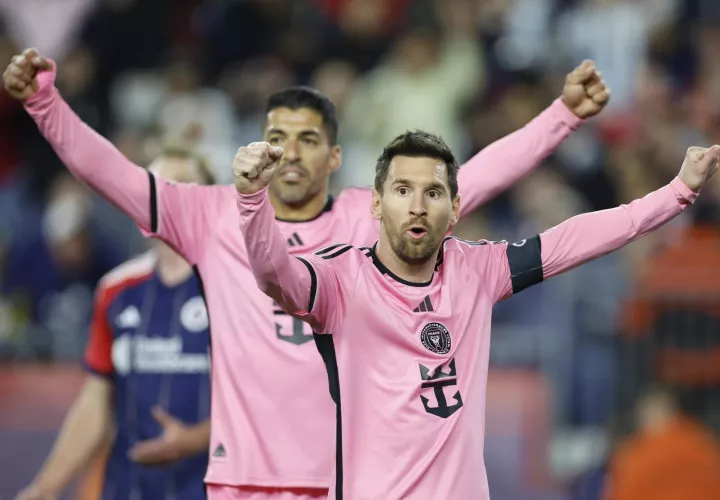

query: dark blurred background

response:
[3,0,720,499]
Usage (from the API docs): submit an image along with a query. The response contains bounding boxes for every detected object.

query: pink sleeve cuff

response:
[236,187,269,208]
[670,176,699,204]
[550,98,584,131]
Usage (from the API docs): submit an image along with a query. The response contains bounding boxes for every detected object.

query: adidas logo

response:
[212,443,227,458]
[115,305,141,328]
[287,233,304,247]
[413,296,434,313]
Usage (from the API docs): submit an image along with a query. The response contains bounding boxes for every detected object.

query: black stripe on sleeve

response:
[296,257,317,312]
[322,245,352,260]
[506,235,543,294]
[148,171,158,233]
[315,243,346,256]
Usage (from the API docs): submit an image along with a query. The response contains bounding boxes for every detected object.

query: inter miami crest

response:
[420,322,451,354]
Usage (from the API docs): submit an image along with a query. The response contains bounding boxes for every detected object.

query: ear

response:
[450,195,460,226]
[371,187,382,221]
[328,145,342,174]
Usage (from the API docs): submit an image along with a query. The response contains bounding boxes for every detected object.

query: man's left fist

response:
[562,59,611,119]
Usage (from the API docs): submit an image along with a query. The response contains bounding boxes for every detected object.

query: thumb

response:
[33,57,53,72]
[268,146,283,162]
[151,406,174,428]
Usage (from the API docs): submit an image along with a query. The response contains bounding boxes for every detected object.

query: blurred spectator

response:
[155,55,237,183]
[344,0,483,174]
[1,175,125,360]
[605,385,720,500]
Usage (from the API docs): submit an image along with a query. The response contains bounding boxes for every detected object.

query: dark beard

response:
[386,224,440,265]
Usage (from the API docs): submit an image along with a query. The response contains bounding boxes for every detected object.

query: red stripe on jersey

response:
[83,253,155,376]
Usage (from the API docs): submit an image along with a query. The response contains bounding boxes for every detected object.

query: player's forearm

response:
[23,86,153,231]
[31,376,113,496]
[457,99,583,214]
[236,189,314,314]
[540,177,696,279]
[179,419,211,457]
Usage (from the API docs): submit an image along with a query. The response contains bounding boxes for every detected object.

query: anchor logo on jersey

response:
[273,302,314,345]
[419,358,463,418]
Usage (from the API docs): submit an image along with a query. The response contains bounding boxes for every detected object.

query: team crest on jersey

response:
[180,296,209,333]
[420,322,451,354]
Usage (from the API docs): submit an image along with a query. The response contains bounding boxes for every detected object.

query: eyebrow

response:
[266,128,322,139]
[392,178,448,193]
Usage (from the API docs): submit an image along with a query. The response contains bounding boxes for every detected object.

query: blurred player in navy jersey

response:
[16,146,214,500]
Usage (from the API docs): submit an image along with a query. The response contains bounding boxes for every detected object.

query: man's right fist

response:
[678,145,720,193]
[233,142,284,195]
[3,48,53,101]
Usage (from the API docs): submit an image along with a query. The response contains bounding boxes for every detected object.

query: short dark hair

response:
[374,130,459,197]
[266,86,339,144]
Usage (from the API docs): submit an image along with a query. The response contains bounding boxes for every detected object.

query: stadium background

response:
[2,0,720,498]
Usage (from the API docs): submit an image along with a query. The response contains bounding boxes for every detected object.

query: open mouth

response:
[407,226,427,239]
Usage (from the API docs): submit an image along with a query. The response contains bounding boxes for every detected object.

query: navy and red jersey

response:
[84,251,211,500]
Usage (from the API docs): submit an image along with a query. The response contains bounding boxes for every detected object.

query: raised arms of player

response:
[457,60,610,215]
[487,146,719,301]
[3,49,220,263]
[234,143,343,334]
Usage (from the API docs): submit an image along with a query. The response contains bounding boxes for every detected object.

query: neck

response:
[154,244,193,286]
[269,186,329,221]
[375,236,437,284]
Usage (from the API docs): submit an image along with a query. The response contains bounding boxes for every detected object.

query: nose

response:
[283,138,300,162]
[409,192,427,218]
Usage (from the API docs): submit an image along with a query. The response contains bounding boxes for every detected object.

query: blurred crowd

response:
[3,0,720,495]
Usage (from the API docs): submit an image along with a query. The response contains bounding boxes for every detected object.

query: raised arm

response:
[234,142,342,333]
[489,146,718,301]
[4,49,153,230]
[458,60,610,215]
[4,49,226,263]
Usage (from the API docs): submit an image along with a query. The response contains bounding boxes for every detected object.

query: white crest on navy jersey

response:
[180,296,209,333]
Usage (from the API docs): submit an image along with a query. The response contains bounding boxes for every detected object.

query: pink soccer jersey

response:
[24,62,583,490]
[235,178,697,499]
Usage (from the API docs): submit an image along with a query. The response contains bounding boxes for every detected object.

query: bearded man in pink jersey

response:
[5,48,609,500]
[234,136,718,499]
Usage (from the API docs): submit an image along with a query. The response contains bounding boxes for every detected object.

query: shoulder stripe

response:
[296,257,317,312]
[448,236,491,246]
[322,245,353,260]
[98,251,156,290]
[315,243,348,256]
[149,171,158,233]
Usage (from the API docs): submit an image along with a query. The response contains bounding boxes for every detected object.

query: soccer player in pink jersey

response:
[234,137,718,500]
[5,48,608,499]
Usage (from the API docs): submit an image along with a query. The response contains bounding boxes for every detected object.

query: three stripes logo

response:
[315,243,353,260]
[413,296,434,313]
[287,233,304,247]
[212,443,227,458]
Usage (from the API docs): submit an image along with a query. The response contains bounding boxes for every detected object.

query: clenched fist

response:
[561,60,611,119]
[3,48,53,101]
[233,142,284,195]
[678,146,720,192]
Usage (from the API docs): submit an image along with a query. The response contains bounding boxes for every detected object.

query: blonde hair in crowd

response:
[158,141,216,186]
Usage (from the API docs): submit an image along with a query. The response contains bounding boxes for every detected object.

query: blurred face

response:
[372,157,459,264]
[148,155,207,185]
[264,107,341,206]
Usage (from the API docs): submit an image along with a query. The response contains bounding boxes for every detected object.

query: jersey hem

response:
[203,476,330,490]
